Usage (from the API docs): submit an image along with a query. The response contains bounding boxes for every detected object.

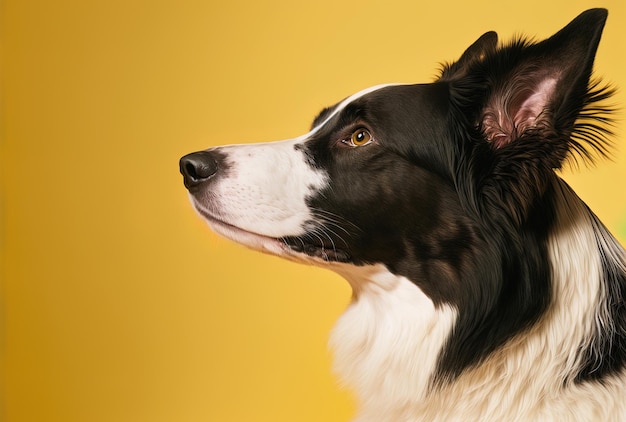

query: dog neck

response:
[329,264,457,419]
[328,178,626,421]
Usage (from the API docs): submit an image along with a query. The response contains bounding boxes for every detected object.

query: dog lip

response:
[282,237,351,263]
[195,208,283,248]
[194,206,351,262]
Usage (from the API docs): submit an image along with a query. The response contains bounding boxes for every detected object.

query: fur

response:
[180,9,626,421]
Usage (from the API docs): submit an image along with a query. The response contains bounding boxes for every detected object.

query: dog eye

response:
[343,129,374,147]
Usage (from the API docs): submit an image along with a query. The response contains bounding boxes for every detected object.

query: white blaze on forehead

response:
[192,83,403,240]
[298,83,403,141]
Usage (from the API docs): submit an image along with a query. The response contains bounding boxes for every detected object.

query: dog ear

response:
[440,31,498,79]
[451,9,612,227]
[479,8,608,157]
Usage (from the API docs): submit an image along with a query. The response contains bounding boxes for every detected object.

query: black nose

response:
[179,151,219,190]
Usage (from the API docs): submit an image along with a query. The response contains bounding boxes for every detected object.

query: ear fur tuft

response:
[481,71,559,148]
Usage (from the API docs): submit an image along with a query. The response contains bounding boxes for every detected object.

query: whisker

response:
[310,208,362,234]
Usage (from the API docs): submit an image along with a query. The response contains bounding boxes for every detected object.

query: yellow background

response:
[2,0,625,421]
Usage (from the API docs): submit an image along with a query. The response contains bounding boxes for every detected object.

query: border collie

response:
[180,9,626,421]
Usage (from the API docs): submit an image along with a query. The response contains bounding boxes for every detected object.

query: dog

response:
[180,8,626,421]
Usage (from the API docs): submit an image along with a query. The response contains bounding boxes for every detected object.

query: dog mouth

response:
[281,236,351,263]
[194,206,351,263]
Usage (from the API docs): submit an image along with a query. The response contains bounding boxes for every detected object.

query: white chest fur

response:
[329,265,457,421]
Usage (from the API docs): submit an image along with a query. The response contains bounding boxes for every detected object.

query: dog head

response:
[181,8,610,267]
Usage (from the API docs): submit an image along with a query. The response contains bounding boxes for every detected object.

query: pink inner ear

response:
[514,78,557,131]
[482,76,558,148]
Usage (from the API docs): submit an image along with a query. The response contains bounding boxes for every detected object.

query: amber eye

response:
[348,129,373,147]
